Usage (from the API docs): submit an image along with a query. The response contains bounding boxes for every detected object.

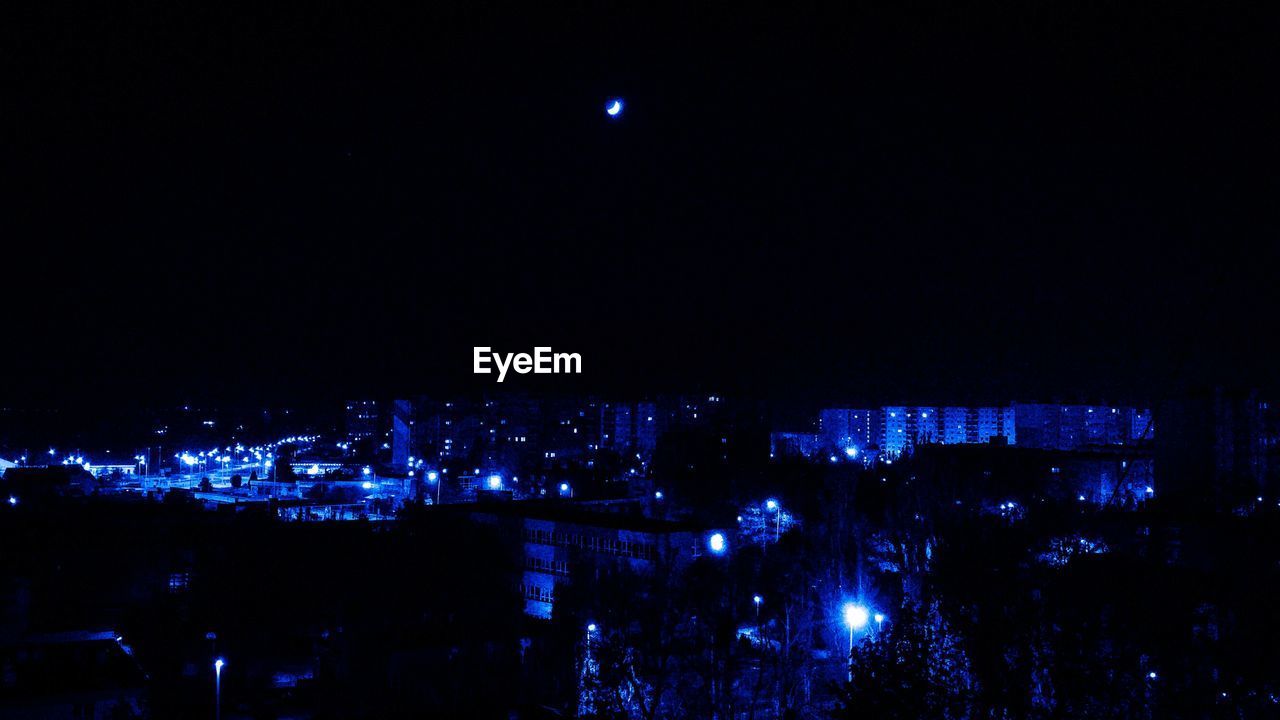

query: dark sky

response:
[3,2,1277,407]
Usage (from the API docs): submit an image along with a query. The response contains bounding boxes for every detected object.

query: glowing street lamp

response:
[707,532,727,555]
[214,657,225,720]
[843,603,869,631]
[765,498,783,540]
[753,594,763,623]
[842,602,869,680]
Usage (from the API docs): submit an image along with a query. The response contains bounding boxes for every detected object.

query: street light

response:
[843,603,869,631]
[842,603,869,680]
[753,594,763,623]
[765,498,782,540]
[707,532,727,555]
[214,657,225,720]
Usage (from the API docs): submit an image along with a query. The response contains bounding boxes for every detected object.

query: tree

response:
[832,602,976,720]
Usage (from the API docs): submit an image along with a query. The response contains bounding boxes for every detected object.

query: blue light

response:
[843,603,869,630]
[487,474,503,490]
[844,446,858,458]
[7,496,16,506]
[605,97,624,118]
[362,481,374,490]
[586,622,597,633]
[765,498,779,512]
[426,471,439,482]
[654,490,664,500]
[214,657,225,672]
[362,466,372,476]
[560,482,570,493]
[707,532,727,555]
[753,594,763,605]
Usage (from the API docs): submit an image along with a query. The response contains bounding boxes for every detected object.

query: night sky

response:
[4,2,1277,407]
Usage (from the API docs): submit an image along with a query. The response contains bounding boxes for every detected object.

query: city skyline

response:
[3,2,1278,718]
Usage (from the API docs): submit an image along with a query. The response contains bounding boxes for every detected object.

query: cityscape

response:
[2,390,1278,717]
[4,1,1279,718]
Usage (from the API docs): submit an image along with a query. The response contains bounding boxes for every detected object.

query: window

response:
[168,572,190,593]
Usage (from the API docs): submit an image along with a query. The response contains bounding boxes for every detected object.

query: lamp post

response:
[214,657,225,720]
[842,603,869,680]
[765,498,783,541]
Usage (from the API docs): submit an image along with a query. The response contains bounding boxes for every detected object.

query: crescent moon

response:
[606,100,622,116]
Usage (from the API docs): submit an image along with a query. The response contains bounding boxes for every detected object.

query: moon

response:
[605,99,623,117]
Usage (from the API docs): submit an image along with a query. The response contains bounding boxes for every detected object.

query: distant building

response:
[1,465,96,502]
[881,406,1014,457]
[1157,388,1269,509]
[769,431,822,460]
[818,408,880,455]
[602,401,662,461]
[391,399,413,469]
[466,503,720,619]
[1015,404,1152,451]
[345,400,381,442]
